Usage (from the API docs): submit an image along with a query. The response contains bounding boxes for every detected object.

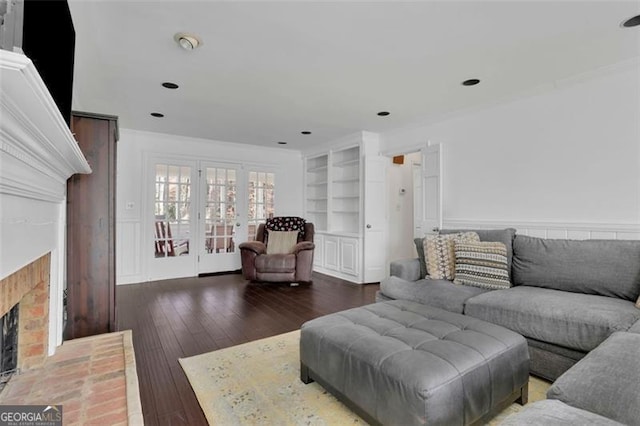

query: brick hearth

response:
[0,331,143,425]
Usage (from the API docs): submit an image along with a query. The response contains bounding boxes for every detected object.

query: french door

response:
[197,162,246,274]
[150,160,198,280]
[148,158,274,280]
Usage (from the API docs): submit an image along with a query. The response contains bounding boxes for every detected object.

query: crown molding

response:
[0,50,91,202]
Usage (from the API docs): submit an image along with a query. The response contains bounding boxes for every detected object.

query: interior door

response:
[422,143,442,235]
[150,160,198,280]
[198,163,243,274]
[363,156,387,282]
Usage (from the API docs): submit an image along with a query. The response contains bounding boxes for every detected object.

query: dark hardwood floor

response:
[116,272,380,426]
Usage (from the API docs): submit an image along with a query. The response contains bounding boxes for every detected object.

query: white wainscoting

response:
[116,219,142,284]
[442,219,640,241]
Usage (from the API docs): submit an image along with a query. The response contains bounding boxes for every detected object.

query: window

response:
[154,164,192,257]
[204,167,237,253]
[247,171,275,240]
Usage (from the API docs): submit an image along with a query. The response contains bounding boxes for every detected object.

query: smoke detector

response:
[174,33,202,50]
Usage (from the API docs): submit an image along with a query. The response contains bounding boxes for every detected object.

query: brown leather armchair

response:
[239,220,315,283]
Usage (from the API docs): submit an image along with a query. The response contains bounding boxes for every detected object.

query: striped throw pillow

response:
[424,232,479,280]
[454,241,511,289]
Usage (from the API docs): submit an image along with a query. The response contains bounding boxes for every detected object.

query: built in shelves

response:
[305,145,362,235]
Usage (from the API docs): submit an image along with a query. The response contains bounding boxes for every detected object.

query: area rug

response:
[179,330,550,425]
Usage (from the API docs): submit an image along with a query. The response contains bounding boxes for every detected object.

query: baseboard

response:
[198,269,241,277]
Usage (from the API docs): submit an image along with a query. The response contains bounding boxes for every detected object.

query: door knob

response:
[366,224,372,229]
[236,222,241,227]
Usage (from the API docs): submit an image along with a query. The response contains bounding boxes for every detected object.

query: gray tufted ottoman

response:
[300,300,529,426]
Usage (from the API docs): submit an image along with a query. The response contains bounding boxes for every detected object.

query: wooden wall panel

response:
[66,112,118,339]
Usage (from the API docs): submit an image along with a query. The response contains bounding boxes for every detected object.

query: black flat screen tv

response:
[22,0,75,126]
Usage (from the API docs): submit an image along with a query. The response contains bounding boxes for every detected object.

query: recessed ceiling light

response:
[622,14,640,27]
[277,141,287,145]
[301,131,312,135]
[150,112,164,118]
[174,33,202,50]
[162,82,179,89]
[377,111,390,117]
[462,79,481,86]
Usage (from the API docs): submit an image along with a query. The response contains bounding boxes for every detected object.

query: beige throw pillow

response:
[266,231,299,254]
[424,232,480,280]
[454,241,511,290]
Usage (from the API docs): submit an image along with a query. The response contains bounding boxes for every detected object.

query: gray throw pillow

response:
[414,237,427,279]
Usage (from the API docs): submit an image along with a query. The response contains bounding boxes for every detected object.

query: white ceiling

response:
[68,1,640,150]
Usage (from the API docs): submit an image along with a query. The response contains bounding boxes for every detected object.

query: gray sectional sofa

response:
[378,229,640,381]
[503,328,640,425]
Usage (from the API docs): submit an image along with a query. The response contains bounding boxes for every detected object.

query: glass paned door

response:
[150,160,197,280]
[199,163,243,273]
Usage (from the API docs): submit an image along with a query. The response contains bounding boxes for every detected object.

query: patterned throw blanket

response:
[264,217,306,240]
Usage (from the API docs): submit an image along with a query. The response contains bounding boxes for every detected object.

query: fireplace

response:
[0,254,51,376]
[0,49,91,380]
[0,304,19,388]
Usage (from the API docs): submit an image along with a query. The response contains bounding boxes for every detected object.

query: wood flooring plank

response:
[117,272,379,426]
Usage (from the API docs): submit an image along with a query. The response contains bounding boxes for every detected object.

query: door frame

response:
[381,142,442,268]
[197,161,245,275]
[141,152,280,282]
[421,142,442,235]
[144,155,199,281]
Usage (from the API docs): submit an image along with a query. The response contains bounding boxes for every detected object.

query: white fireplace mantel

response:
[0,49,91,204]
[1,49,91,354]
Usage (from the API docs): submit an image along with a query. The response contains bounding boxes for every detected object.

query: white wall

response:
[116,129,303,284]
[382,64,640,228]
[386,152,421,261]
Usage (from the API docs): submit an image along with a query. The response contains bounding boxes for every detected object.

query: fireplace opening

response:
[0,304,19,391]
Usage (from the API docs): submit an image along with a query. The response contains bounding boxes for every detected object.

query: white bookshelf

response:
[330,146,360,234]
[305,154,329,231]
[303,133,385,284]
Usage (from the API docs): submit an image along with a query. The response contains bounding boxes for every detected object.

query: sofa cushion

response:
[465,286,640,352]
[255,253,296,272]
[440,228,516,279]
[380,276,490,314]
[501,400,624,426]
[453,241,510,289]
[629,319,640,334]
[547,332,640,426]
[424,232,479,280]
[512,235,640,301]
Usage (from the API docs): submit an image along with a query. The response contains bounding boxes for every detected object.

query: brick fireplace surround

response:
[0,253,51,371]
[0,254,143,425]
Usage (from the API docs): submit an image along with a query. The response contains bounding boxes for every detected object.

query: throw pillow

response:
[454,241,511,289]
[266,231,299,254]
[424,232,480,280]
[414,238,428,279]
